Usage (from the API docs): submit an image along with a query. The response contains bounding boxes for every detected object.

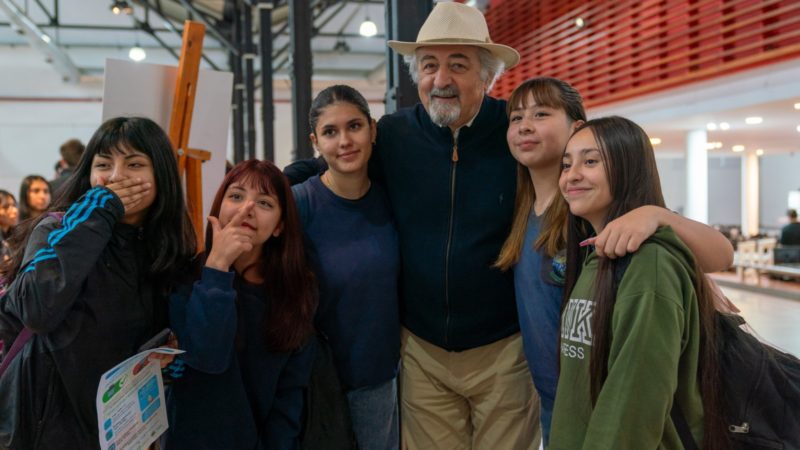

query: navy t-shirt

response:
[513,213,566,444]
[292,175,400,389]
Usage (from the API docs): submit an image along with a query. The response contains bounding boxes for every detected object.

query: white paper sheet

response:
[96,347,184,450]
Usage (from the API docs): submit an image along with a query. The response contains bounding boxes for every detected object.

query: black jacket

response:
[372,96,518,351]
[0,187,169,450]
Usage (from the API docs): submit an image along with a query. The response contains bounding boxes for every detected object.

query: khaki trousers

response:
[400,328,540,450]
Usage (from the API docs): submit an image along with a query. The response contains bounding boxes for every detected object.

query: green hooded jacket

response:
[550,226,705,449]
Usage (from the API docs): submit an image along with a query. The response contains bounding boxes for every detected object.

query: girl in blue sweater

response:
[167,159,317,450]
[293,85,400,450]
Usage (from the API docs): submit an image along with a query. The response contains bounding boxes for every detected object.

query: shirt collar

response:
[453,108,481,138]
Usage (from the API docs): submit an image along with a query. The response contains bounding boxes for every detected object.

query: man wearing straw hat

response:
[374,2,539,449]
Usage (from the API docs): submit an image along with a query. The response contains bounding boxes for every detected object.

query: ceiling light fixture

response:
[756,149,764,156]
[359,19,377,37]
[706,122,717,131]
[732,145,745,152]
[111,1,133,15]
[796,125,800,133]
[795,103,800,110]
[650,137,661,145]
[719,122,730,130]
[359,5,377,38]
[745,117,763,125]
[128,46,146,62]
[706,141,723,150]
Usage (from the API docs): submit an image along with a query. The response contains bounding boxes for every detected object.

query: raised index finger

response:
[226,202,255,229]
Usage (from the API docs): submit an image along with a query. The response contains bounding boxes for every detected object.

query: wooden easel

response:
[168,21,212,251]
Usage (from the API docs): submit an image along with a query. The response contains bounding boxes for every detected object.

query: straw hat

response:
[387,2,520,69]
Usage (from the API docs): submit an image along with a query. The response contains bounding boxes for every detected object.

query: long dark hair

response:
[2,117,197,286]
[561,116,726,449]
[18,175,50,221]
[496,77,586,270]
[207,160,317,352]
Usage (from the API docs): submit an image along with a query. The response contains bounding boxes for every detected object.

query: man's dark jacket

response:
[371,96,518,351]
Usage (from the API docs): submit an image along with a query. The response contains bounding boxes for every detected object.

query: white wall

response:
[760,153,800,232]
[656,156,687,215]
[0,101,102,195]
[708,156,742,226]
[656,153,798,231]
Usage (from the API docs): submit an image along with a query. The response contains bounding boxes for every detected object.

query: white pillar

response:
[741,151,760,237]
[685,130,708,223]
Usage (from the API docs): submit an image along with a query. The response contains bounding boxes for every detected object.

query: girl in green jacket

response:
[551,116,726,449]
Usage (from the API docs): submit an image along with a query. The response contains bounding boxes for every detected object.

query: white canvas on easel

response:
[101,58,233,220]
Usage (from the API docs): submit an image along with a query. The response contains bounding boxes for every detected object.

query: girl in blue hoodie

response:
[167,160,317,450]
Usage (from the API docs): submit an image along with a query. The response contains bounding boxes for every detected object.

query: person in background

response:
[550,116,727,449]
[18,175,51,221]
[495,77,734,444]
[167,159,317,450]
[293,85,400,450]
[50,138,86,196]
[0,116,196,450]
[781,209,800,246]
[0,190,18,262]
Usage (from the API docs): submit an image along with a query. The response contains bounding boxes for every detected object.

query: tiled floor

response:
[720,284,800,356]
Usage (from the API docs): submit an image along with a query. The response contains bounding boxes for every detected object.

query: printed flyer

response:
[96,347,184,450]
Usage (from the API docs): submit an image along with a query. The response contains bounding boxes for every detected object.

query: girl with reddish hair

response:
[166,159,317,450]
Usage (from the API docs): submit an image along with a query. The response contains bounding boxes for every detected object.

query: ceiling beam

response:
[0,22,172,32]
[0,0,81,83]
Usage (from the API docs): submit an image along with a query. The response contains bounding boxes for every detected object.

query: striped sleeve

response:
[1,187,124,333]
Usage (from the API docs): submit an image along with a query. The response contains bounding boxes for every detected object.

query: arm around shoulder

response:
[596,205,733,272]
[284,157,327,186]
[654,207,734,272]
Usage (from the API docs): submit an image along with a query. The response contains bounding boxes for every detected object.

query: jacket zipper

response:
[444,138,458,346]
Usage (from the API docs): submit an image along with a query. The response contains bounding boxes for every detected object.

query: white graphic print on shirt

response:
[560,297,594,360]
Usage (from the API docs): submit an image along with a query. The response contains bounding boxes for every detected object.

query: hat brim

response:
[387,40,520,69]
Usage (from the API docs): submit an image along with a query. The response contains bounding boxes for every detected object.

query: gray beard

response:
[429,99,461,127]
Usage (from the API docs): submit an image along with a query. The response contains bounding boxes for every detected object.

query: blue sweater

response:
[166,267,315,450]
[372,96,518,351]
[292,176,400,389]
[513,213,565,444]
